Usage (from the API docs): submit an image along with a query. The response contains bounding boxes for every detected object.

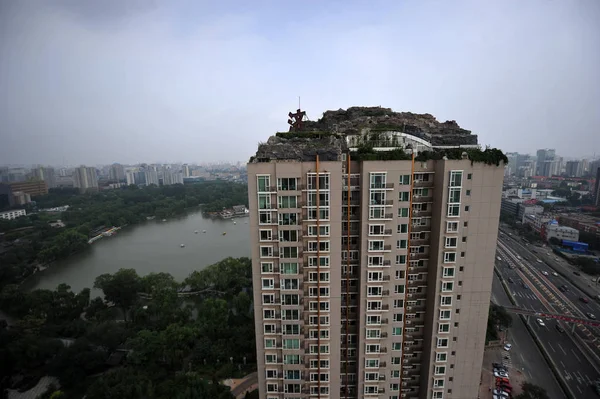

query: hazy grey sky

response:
[1,0,599,165]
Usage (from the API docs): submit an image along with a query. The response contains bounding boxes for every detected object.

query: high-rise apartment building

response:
[73,166,98,192]
[247,108,505,399]
[32,166,57,189]
[109,163,126,182]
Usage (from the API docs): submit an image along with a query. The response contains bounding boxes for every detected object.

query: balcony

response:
[412,209,432,217]
[409,252,429,260]
[383,275,391,281]
[406,292,426,300]
[382,290,390,296]
[381,318,389,325]
[410,225,431,233]
[413,179,434,187]
[383,259,392,266]
[370,182,395,190]
[411,195,433,203]
[381,332,388,338]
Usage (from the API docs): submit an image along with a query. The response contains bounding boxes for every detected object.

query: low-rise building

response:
[542,220,580,242]
[0,209,26,220]
[524,214,552,234]
[559,214,600,235]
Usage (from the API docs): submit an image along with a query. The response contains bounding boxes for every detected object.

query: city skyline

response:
[1,1,599,165]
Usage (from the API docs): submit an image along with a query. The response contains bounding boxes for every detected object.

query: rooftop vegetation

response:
[275,131,339,139]
[351,144,507,165]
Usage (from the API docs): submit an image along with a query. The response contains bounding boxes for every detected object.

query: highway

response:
[490,275,565,399]
[495,234,600,398]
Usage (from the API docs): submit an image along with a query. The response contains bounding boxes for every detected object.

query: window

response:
[366,315,381,325]
[396,239,407,249]
[262,278,274,289]
[365,359,379,368]
[442,282,454,292]
[368,272,383,282]
[280,247,298,258]
[264,338,276,348]
[365,344,380,354]
[364,385,378,394]
[394,285,405,294]
[397,224,408,234]
[462,236,467,242]
[433,392,444,399]
[466,189,471,196]
[266,369,277,379]
[399,192,410,202]
[400,175,410,185]
[265,354,277,364]
[457,295,461,300]
[398,207,409,217]
[447,204,460,217]
[445,237,457,248]
[437,338,449,348]
[307,192,330,207]
[308,241,330,252]
[464,221,468,227]
[278,195,297,208]
[264,309,276,319]
[257,175,271,192]
[448,188,461,203]
[370,172,387,189]
[367,286,383,297]
[260,246,273,257]
[439,310,451,320]
[434,379,445,388]
[439,323,450,333]
[365,372,379,381]
[459,266,464,271]
[259,211,272,225]
[366,329,381,338]
[391,357,401,365]
[259,194,272,210]
[308,225,330,236]
[368,240,385,251]
[283,355,300,364]
[436,352,448,362]
[278,213,298,225]
[369,224,386,235]
[393,313,403,322]
[280,262,298,274]
[446,221,459,232]
[281,278,299,290]
[444,252,456,263]
[441,296,452,306]
[277,178,297,191]
[443,267,455,277]
[262,294,275,304]
[264,324,276,334]
[283,339,300,349]
[368,256,384,266]
[392,327,402,336]
[449,171,462,187]
[393,299,404,308]
[282,294,299,305]
[395,270,405,280]
[261,262,273,273]
[392,342,402,351]
[260,230,273,241]
[282,309,300,320]
[465,205,470,212]
[461,251,465,257]
[390,383,399,392]
[467,173,472,180]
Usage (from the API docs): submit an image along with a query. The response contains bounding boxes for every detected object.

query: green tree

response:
[94,269,141,321]
[86,368,153,399]
[516,382,549,399]
[85,321,130,352]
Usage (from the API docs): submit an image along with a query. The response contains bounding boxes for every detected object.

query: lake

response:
[23,212,251,294]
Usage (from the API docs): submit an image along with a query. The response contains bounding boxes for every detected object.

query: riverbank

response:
[23,211,251,293]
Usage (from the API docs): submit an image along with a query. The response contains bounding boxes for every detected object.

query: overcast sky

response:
[1,0,599,165]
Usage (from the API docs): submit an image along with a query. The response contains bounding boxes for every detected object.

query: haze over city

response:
[1,0,599,165]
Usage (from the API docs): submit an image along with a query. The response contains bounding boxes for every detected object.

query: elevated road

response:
[495,239,600,397]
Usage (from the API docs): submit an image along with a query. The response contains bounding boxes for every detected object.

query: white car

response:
[493,389,510,398]
[536,259,543,263]
[494,370,509,378]
[542,271,549,276]
[497,256,502,261]
[537,318,546,327]
[552,272,558,277]
[503,343,512,351]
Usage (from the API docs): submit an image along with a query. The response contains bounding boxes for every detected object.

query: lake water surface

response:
[23,212,251,294]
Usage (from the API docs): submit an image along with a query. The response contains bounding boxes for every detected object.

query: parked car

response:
[494,370,509,378]
[537,318,546,327]
[552,272,558,277]
[542,271,549,276]
[587,313,596,320]
[574,271,581,276]
[493,389,510,398]
[503,343,512,351]
[536,259,543,263]
[508,278,514,283]
[580,297,589,304]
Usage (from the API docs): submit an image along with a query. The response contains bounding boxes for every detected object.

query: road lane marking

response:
[586,374,592,384]
[577,385,583,394]
[560,360,566,368]
[572,349,582,363]
[548,342,556,352]
[557,343,567,355]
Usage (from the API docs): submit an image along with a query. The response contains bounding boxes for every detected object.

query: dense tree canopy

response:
[0,257,254,398]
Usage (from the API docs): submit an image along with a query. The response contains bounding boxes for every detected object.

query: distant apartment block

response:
[73,166,99,192]
[0,209,26,220]
[32,166,57,189]
[247,107,505,399]
[4,180,48,198]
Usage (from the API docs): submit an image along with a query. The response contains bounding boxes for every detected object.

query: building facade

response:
[73,166,99,192]
[248,135,504,399]
[0,209,26,220]
[542,221,580,243]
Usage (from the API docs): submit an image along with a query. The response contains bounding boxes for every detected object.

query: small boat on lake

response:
[194,230,198,234]
[202,230,206,233]
[222,232,227,236]
[180,244,185,248]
